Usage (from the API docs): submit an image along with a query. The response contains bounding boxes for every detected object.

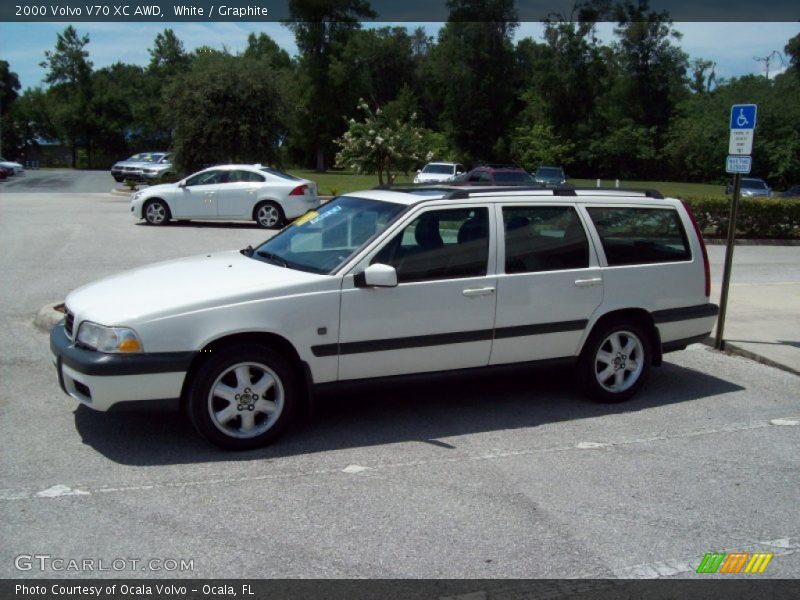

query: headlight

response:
[76,322,143,353]
[132,191,142,200]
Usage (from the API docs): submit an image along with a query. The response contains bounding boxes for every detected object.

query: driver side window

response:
[372,207,489,283]
[185,170,227,186]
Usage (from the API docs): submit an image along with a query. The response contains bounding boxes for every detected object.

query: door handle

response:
[574,277,602,287]
[462,287,495,297]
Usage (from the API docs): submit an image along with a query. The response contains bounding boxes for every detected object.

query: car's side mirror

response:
[178,180,187,188]
[416,169,421,174]
[354,263,398,288]
[456,170,463,175]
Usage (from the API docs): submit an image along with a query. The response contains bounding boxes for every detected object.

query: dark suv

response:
[454,164,534,186]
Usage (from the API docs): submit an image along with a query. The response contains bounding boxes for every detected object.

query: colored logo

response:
[696,552,773,574]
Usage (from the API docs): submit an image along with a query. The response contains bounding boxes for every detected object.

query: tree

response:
[510,122,575,170]
[40,26,94,167]
[145,29,192,148]
[334,99,429,185]
[165,52,290,174]
[426,0,519,163]
[284,0,376,170]
[786,32,800,78]
[0,60,21,158]
[329,27,418,111]
[244,32,293,69]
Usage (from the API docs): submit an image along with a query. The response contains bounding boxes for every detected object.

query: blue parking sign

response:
[730,104,757,130]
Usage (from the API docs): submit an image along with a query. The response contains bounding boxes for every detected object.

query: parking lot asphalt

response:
[0,169,115,194]
[1,191,798,579]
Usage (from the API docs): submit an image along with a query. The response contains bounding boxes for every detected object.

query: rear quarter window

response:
[587,207,691,266]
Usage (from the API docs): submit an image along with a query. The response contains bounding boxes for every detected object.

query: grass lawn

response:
[289,169,413,195]
[288,169,726,198]
[569,178,724,198]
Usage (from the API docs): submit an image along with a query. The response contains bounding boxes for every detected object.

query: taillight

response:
[289,184,308,196]
[681,200,710,297]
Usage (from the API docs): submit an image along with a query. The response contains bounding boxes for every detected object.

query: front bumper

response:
[50,323,193,412]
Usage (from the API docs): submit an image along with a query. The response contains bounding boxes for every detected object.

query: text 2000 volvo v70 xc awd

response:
[51,186,719,449]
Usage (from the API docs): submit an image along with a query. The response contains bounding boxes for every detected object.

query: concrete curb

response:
[702,337,799,377]
[34,302,65,333]
[110,189,133,197]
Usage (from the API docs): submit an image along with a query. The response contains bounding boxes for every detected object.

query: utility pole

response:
[753,50,786,79]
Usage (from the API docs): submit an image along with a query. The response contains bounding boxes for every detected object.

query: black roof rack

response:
[371,183,665,200]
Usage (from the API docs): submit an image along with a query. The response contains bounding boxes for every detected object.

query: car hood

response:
[66,251,322,326]
[137,182,177,196]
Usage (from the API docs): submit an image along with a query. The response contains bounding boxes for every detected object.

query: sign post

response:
[715,104,757,350]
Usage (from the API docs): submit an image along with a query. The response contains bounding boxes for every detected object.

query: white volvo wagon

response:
[51,186,718,449]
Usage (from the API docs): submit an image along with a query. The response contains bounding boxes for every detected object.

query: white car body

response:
[130,164,319,227]
[0,157,24,175]
[52,187,718,448]
[414,162,465,184]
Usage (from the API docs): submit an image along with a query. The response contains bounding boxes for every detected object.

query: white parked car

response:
[52,186,718,449]
[130,164,319,228]
[414,162,465,184]
[0,156,24,175]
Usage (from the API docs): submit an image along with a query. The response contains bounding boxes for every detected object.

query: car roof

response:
[347,185,670,206]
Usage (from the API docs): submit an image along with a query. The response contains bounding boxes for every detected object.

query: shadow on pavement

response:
[135,221,264,230]
[74,360,745,466]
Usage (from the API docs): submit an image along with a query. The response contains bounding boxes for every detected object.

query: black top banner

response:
[2,0,799,22]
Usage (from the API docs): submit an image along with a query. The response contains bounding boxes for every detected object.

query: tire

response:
[143,199,170,226]
[255,201,284,229]
[187,344,298,450]
[578,319,651,403]
[113,175,124,182]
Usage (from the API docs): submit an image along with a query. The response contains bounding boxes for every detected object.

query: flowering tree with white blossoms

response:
[334,99,431,185]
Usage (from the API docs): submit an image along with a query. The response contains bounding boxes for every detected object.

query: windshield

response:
[422,164,454,174]
[251,196,406,274]
[743,179,767,189]
[494,171,533,184]
[536,167,563,178]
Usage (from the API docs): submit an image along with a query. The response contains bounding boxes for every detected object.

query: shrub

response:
[680,195,800,238]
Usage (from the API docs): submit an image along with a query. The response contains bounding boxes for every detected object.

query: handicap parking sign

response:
[730,104,757,130]
[729,104,757,155]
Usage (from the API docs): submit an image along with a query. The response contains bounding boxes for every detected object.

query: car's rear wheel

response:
[187,344,297,450]
[579,319,651,403]
[143,199,170,226]
[113,175,124,182]
[255,201,284,229]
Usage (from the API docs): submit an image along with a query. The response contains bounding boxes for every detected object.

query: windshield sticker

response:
[294,210,319,226]
[308,205,343,225]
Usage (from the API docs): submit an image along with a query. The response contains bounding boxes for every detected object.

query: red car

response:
[453,164,535,186]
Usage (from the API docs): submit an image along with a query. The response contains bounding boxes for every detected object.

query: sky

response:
[1,21,798,91]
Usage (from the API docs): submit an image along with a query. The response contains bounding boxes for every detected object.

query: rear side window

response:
[587,207,691,266]
[503,206,589,273]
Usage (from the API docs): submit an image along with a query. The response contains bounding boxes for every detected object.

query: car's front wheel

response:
[143,199,170,226]
[255,201,284,229]
[187,344,298,450]
[579,319,651,403]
